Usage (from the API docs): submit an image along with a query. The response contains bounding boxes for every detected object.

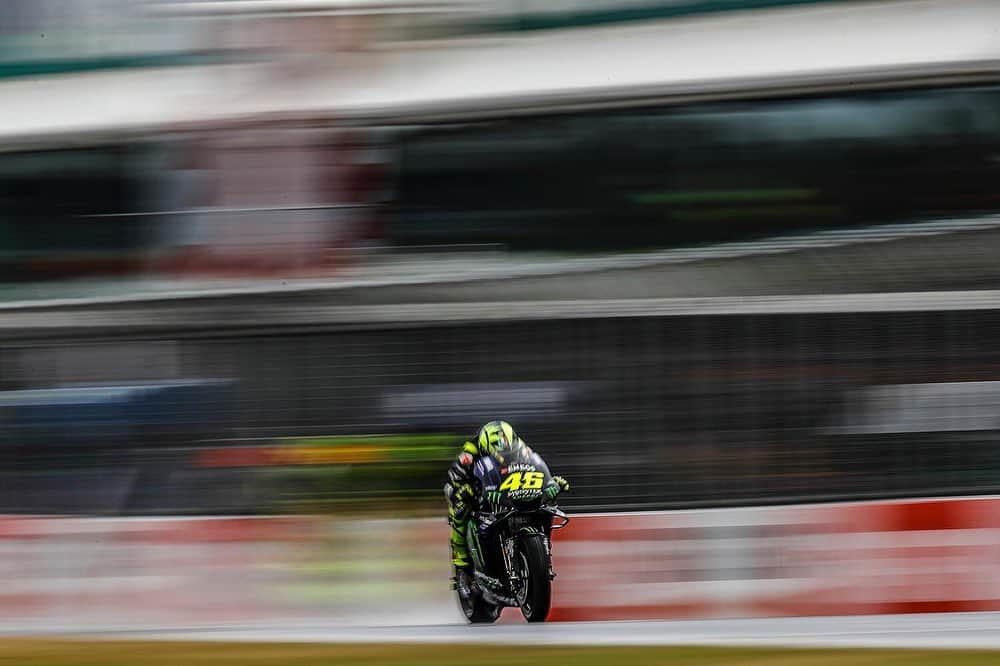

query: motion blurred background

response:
[4,0,1000,631]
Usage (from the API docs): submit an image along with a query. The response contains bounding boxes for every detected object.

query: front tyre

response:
[517,534,552,622]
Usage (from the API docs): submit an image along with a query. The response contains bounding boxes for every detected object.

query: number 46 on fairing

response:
[499,471,545,491]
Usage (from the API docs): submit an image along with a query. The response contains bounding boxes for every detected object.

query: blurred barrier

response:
[550,496,1000,621]
[4,496,1000,629]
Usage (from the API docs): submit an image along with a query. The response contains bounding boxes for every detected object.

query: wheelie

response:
[445,421,570,623]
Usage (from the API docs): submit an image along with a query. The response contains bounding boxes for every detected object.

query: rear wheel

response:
[516,534,552,622]
[455,569,501,624]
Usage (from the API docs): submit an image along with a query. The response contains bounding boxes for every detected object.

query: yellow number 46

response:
[499,471,545,491]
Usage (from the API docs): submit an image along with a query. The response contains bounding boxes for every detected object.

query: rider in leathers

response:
[444,420,569,571]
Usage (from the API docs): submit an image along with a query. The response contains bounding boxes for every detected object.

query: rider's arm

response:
[527,447,569,497]
[447,441,480,487]
[527,449,552,477]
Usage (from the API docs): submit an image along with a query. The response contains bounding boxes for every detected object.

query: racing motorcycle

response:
[453,446,570,623]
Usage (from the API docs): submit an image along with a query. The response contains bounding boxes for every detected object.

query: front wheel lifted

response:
[516,535,552,623]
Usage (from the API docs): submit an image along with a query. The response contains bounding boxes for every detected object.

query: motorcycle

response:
[453,447,570,623]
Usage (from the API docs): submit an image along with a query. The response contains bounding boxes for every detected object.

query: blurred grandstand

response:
[3,0,1000,520]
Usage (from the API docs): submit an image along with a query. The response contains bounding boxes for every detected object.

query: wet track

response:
[69,613,1000,649]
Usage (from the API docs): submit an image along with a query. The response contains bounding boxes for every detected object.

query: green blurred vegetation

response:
[3,641,1000,666]
[265,433,463,515]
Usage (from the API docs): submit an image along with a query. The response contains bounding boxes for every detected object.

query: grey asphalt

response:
[51,612,1000,649]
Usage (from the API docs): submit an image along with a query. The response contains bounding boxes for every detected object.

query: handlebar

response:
[545,505,571,530]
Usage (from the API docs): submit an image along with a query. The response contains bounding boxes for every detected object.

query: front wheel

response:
[516,534,552,622]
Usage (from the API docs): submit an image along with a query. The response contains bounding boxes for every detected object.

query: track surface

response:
[52,613,1000,650]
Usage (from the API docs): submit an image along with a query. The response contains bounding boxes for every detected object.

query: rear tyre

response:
[456,569,501,624]
[517,534,552,623]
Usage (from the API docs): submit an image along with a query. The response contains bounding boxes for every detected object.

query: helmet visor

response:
[492,436,525,462]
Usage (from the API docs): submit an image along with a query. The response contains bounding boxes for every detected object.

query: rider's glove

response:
[545,476,569,500]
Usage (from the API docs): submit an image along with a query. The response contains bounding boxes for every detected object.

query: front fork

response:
[504,531,556,598]
[502,535,518,587]
[543,534,556,579]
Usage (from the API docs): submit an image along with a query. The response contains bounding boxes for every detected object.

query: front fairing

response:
[471,447,554,512]
[469,450,559,542]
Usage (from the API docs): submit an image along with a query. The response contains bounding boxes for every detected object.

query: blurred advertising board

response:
[0,380,234,447]
[551,497,1000,620]
[4,497,1000,630]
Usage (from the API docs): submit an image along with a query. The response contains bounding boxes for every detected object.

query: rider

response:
[445,420,569,571]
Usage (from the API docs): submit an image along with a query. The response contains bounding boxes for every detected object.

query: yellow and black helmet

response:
[476,420,520,456]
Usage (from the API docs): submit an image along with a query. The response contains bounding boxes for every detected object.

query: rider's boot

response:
[449,510,473,588]
[450,546,473,590]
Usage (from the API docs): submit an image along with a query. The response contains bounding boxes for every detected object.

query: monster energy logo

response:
[487,490,503,509]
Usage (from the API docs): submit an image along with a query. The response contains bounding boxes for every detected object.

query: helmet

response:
[476,420,521,457]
